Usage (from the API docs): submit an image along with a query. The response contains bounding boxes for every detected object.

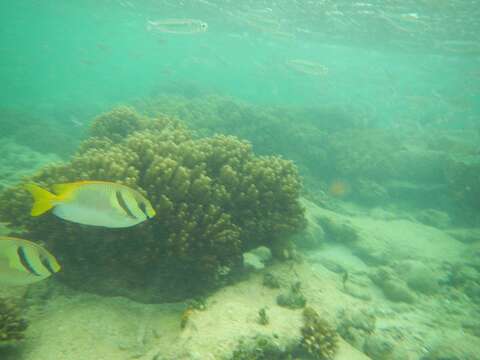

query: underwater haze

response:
[0,1,480,360]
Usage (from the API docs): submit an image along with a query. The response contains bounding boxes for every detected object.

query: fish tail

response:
[25,183,56,216]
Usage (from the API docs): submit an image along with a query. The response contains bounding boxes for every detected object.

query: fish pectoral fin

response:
[25,183,57,216]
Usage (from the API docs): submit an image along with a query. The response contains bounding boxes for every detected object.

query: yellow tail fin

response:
[25,183,56,216]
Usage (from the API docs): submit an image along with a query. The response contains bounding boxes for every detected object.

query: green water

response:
[1,1,479,126]
[1,1,480,359]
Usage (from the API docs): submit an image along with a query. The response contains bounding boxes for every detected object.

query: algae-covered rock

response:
[462,318,480,338]
[243,253,265,271]
[363,334,395,360]
[243,246,272,271]
[337,308,376,351]
[407,271,439,295]
[396,261,440,295]
[370,267,416,304]
[291,208,326,249]
[249,246,272,264]
[319,217,359,243]
[416,209,451,229]
[353,179,389,206]
[262,273,281,289]
[423,334,480,360]
[230,334,294,360]
[276,282,306,309]
[447,228,480,244]
[381,280,416,304]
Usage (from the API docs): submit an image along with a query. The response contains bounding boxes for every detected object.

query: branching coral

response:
[300,307,338,360]
[0,106,305,301]
[0,298,28,346]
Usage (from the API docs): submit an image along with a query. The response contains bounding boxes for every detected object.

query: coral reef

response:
[0,106,305,301]
[300,307,338,360]
[0,297,28,346]
[135,94,360,186]
[137,94,480,217]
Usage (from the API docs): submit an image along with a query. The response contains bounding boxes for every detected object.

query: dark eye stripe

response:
[40,256,56,275]
[17,246,41,276]
[115,191,137,219]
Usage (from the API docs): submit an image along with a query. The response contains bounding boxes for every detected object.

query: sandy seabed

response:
[2,199,479,360]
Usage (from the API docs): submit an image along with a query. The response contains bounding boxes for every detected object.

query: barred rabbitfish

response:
[25,181,156,228]
[0,237,61,286]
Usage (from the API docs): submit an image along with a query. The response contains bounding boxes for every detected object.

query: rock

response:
[381,280,416,304]
[291,217,325,249]
[447,264,479,287]
[353,242,389,266]
[447,228,480,244]
[396,261,440,295]
[243,253,265,271]
[369,267,395,286]
[416,209,451,229]
[386,180,447,209]
[290,202,326,249]
[337,308,375,351]
[276,282,306,309]
[249,246,272,263]
[318,259,345,274]
[465,281,480,302]
[363,334,395,360]
[353,179,389,206]
[423,338,478,360]
[319,217,359,243]
[462,318,480,337]
[243,246,272,271]
[344,285,372,301]
[350,312,375,334]
[262,273,281,289]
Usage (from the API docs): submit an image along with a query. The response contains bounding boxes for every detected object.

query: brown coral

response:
[0,106,305,301]
[301,307,338,360]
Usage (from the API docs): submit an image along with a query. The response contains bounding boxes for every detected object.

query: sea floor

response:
[2,199,479,360]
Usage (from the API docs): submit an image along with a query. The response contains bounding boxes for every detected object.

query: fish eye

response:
[201,22,208,30]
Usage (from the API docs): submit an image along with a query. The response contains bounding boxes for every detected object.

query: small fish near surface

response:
[0,237,61,286]
[286,59,329,76]
[147,18,208,34]
[26,181,156,228]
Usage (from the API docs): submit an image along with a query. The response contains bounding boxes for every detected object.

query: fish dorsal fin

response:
[52,181,100,198]
[52,181,112,195]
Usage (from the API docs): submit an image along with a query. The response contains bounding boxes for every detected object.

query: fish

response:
[25,181,156,228]
[0,236,61,286]
[329,180,350,198]
[286,59,329,76]
[146,19,208,34]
